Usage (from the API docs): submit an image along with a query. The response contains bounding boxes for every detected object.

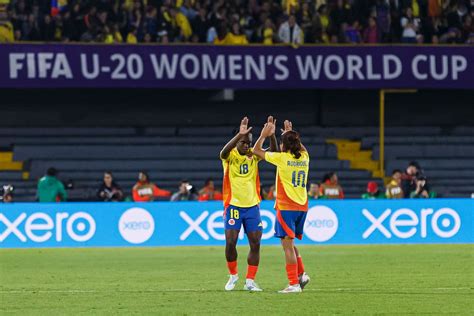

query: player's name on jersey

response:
[287,161,308,167]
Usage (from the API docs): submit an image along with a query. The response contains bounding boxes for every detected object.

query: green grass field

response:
[1,244,473,315]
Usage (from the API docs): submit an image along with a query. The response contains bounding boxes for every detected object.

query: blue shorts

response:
[224,205,262,234]
[275,210,307,240]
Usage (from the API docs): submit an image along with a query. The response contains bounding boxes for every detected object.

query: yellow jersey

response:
[124,0,147,9]
[385,180,404,199]
[263,28,273,45]
[265,151,309,211]
[174,12,192,39]
[320,15,329,29]
[224,33,249,45]
[126,33,137,44]
[0,22,14,43]
[222,148,261,208]
[214,36,227,45]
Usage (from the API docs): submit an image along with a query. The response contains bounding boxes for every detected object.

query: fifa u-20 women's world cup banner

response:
[0,44,473,89]
[0,199,472,248]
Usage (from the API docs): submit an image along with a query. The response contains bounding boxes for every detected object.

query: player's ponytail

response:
[281,131,302,159]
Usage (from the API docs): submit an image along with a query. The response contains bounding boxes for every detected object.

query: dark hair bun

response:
[282,131,302,159]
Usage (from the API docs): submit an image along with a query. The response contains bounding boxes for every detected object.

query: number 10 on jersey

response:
[292,171,306,188]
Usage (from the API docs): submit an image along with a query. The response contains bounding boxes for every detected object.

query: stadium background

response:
[1,0,473,313]
[1,88,473,201]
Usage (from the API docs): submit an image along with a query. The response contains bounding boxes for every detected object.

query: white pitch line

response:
[0,287,471,294]
[0,289,206,294]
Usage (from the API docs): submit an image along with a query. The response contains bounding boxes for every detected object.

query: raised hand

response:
[239,117,253,135]
[261,122,275,138]
[267,116,277,135]
[220,117,253,159]
[281,120,293,133]
[267,115,276,124]
[252,119,276,159]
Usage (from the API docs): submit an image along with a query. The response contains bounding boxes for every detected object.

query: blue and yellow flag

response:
[51,0,67,17]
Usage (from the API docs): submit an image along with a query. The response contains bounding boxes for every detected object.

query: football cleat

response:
[225,274,239,291]
[278,284,302,293]
[299,272,311,290]
[243,279,263,292]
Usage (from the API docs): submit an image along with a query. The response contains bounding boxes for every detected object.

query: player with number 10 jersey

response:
[253,119,311,294]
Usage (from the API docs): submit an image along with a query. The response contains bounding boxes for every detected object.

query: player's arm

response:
[269,133,279,152]
[253,122,275,160]
[267,116,279,152]
[153,184,171,197]
[58,181,67,201]
[282,119,308,152]
[220,117,253,159]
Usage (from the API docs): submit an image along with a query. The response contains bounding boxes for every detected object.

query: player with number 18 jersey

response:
[222,148,261,210]
[219,117,277,292]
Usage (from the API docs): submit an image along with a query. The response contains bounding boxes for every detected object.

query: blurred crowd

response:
[0,161,435,203]
[295,161,434,200]
[0,0,473,44]
[19,168,225,202]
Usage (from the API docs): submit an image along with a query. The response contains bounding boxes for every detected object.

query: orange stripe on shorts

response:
[276,210,295,239]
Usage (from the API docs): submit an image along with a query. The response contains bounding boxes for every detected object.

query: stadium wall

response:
[0,89,473,127]
[0,199,472,248]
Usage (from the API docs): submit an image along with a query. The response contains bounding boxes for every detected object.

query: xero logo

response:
[118,208,155,244]
[362,208,461,239]
[179,209,275,241]
[304,206,338,242]
[0,212,96,243]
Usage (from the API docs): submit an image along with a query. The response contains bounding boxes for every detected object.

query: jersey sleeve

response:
[264,152,283,167]
[57,181,67,201]
[221,148,236,162]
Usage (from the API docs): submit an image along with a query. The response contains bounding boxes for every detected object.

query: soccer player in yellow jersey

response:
[220,117,277,292]
[253,119,311,293]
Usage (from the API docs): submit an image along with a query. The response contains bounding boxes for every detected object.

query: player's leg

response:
[274,210,302,293]
[279,237,301,293]
[224,229,240,290]
[294,245,310,289]
[294,246,304,274]
[282,237,298,274]
[246,231,261,267]
[293,246,305,276]
[225,229,239,271]
[243,231,263,291]
[224,206,243,291]
[294,211,310,289]
[242,205,263,291]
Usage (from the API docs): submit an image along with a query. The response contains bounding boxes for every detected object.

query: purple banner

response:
[0,44,473,89]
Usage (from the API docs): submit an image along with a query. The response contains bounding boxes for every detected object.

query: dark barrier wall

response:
[1,44,473,89]
[0,88,473,127]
